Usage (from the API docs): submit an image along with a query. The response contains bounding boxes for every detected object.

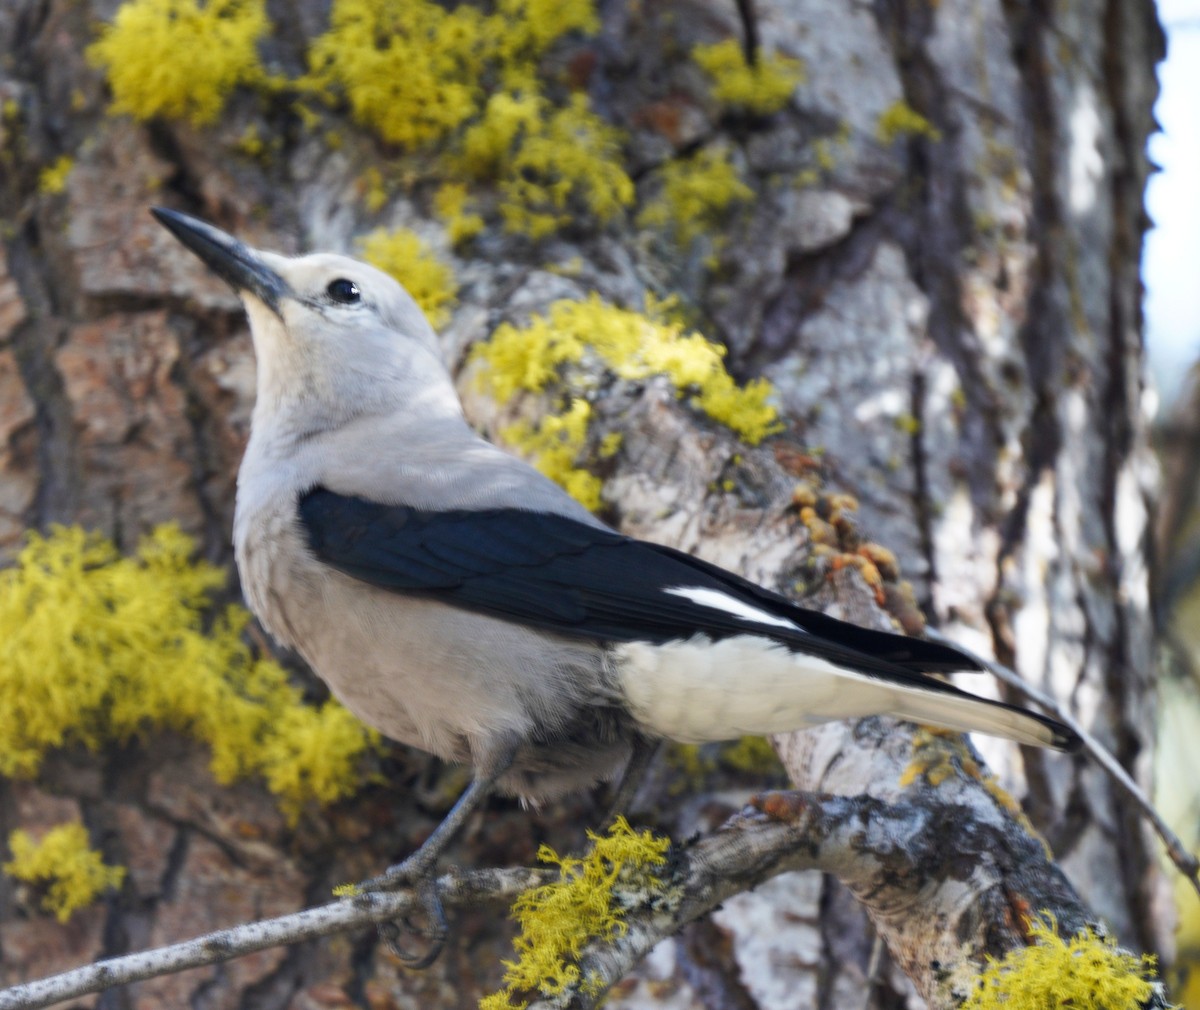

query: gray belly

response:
[238,518,634,801]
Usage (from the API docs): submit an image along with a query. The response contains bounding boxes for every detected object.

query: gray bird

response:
[152,207,1076,956]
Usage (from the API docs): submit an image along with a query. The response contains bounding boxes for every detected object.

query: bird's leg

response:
[364,772,498,891]
[603,735,661,826]
[363,747,515,968]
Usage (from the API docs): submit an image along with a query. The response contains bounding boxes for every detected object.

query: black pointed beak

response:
[151,207,288,315]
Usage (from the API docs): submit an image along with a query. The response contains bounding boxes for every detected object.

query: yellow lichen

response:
[358,167,388,213]
[480,817,671,1009]
[487,0,598,90]
[500,399,604,512]
[4,822,126,923]
[0,525,376,824]
[963,913,1163,1010]
[667,736,782,791]
[305,0,596,152]
[87,0,269,126]
[876,100,942,144]
[721,734,781,774]
[234,125,267,160]
[598,431,623,458]
[471,295,781,504]
[38,155,73,195]
[434,182,486,245]
[637,144,753,251]
[813,138,836,172]
[303,0,622,239]
[457,93,634,239]
[305,0,487,149]
[357,227,458,330]
[899,728,1052,857]
[692,38,805,115]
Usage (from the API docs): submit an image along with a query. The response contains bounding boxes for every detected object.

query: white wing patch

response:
[665,586,803,632]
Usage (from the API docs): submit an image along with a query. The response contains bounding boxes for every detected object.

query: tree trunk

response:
[0,0,1165,1007]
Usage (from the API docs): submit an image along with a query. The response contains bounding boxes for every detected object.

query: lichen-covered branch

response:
[1,786,1114,1010]
[527,788,1096,1009]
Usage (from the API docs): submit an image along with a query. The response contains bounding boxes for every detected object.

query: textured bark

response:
[0,0,1164,1007]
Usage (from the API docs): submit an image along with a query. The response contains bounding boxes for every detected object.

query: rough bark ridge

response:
[0,0,1164,1007]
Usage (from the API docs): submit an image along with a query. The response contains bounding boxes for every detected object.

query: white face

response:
[253,251,442,359]
[235,249,457,428]
[152,209,457,425]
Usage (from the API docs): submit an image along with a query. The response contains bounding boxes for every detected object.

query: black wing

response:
[298,487,983,681]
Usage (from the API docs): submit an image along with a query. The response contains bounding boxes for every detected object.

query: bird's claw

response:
[363,859,448,968]
[361,852,430,892]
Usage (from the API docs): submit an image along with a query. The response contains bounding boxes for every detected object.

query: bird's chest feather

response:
[233,498,616,768]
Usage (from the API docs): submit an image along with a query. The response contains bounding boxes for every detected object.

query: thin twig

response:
[925,627,1200,899]
[0,867,551,1010]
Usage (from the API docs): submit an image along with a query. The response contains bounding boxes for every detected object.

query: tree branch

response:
[532,789,1090,1009]
[0,786,1095,1010]
[0,867,551,1010]
[925,627,1200,900]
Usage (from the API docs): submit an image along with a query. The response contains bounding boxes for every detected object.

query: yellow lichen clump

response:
[89,0,634,240]
[38,155,74,195]
[692,38,805,115]
[357,227,458,329]
[963,914,1162,1010]
[4,822,126,923]
[471,295,781,507]
[638,144,753,250]
[305,0,629,238]
[305,0,490,149]
[480,817,671,1009]
[87,0,269,126]
[501,398,605,509]
[876,100,942,144]
[305,0,597,151]
[434,182,486,245]
[0,525,375,823]
[456,93,634,239]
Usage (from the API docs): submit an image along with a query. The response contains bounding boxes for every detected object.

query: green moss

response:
[0,525,376,823]
[637,144,753,251]
[480,817,670,1009]
[4,822,126,923]
[87,0,269,126]
[693,38,805,115]
[357,227,458,329]
[471,295,781,505]
[876,100,942,144]
[963,914,1164,1010]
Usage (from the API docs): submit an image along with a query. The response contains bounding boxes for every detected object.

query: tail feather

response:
[884,681,1078,751]
[614,634,1080,751]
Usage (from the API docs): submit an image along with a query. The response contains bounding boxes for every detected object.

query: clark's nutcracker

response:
[153,207,1077,947]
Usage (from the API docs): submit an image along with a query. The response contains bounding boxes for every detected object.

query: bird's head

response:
[152,207,458,429]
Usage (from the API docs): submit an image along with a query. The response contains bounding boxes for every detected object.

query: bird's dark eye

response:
[326,278,361,304]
